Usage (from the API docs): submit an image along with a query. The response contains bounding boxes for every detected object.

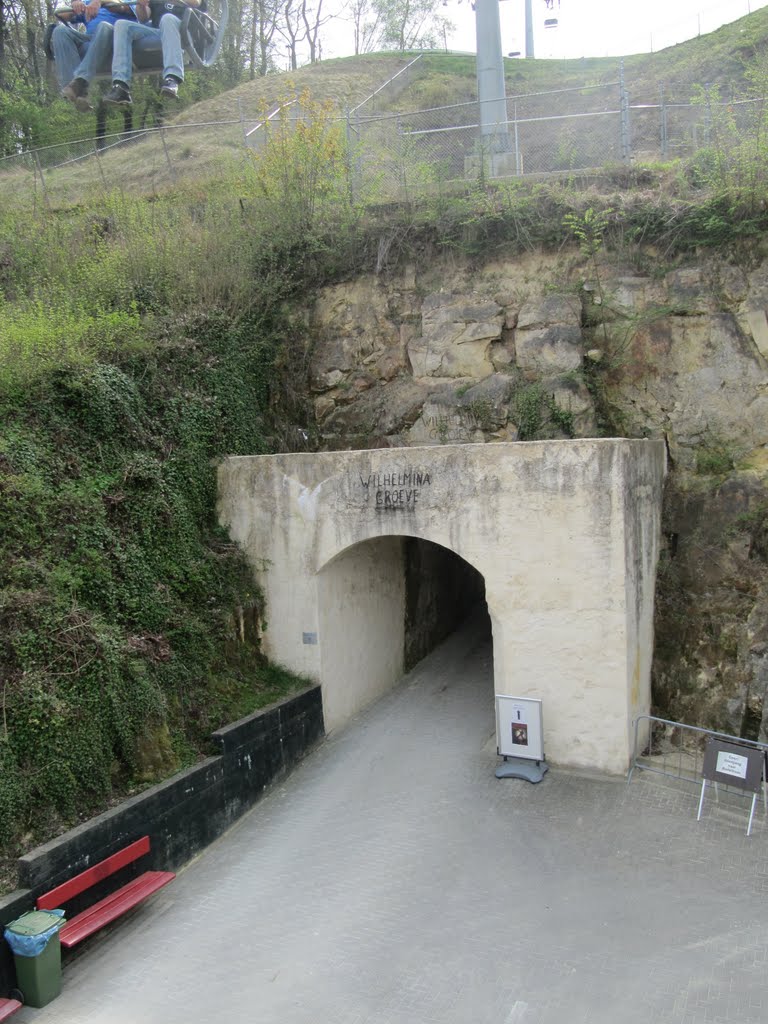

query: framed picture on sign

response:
[512,723,528,747]
[496,696,544,762]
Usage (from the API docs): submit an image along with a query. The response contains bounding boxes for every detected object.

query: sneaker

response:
[104,81,132,107]
[160,76,180,99]
[61,78,92,113]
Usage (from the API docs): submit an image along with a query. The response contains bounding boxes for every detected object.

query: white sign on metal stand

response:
[698,737,765,836]
[495,696,547,783]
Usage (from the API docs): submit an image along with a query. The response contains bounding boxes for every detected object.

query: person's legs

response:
[111,20,160,86]
[51,23,89,88]
[106,20,160,105]
[62,21,114,111]
[72,21,114,82]
[158,13,183,82]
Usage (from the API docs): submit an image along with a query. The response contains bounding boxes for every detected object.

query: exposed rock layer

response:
[308,251,768,740]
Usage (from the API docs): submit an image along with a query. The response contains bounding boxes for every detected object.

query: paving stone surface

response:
[16,613,768,1024]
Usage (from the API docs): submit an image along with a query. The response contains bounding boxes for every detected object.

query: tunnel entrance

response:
[404,538,487,672]
[316,536,490,732]
[218,440,665,773]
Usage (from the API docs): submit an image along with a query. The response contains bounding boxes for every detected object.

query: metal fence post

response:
[237,97,247,145]
[345,108,355,206]
[704,82,712,147]
[513,102,521,175]
[95,147,109,194]
[619,59,631,164]
[33,152,51,211]
[660,83,668,158]
[160,126,175,178]
[397,115,406,201]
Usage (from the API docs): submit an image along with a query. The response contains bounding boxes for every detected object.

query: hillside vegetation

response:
[2,9,768,881]
[4,6,768,203]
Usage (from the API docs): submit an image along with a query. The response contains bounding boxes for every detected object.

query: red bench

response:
[0,999,21,1021]
[36,836,174,949]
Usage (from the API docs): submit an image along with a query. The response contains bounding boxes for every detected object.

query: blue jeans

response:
[70,22,115,84]
[51,23,90,87]
[111,14,184,84]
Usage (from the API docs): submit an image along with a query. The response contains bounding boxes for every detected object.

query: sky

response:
[319,0,767,62]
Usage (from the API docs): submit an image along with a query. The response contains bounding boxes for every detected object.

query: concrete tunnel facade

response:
[217,439,666,775]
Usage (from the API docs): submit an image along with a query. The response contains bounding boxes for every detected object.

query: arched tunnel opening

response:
[403,538,489,671]
[317,535,493,732]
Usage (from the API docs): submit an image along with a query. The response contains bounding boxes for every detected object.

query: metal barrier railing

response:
[349,54,424,117]
[243,98,298,142]
[628,714,768,788]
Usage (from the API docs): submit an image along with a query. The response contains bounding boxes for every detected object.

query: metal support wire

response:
[619,59,631,163]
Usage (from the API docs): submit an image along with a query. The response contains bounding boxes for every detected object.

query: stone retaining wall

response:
[0,685,323,997]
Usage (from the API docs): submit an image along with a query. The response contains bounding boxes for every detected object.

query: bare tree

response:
[249,0,283,76]
[300,0,333,64]
[347,0,382,54]
[278,0,303,69]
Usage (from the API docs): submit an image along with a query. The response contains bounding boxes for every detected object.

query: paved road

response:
[18,612,768,1024]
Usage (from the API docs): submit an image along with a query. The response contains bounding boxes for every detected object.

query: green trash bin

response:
[4,909,65,1008]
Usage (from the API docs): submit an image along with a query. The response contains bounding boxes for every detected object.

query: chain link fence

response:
[1,60,765,203]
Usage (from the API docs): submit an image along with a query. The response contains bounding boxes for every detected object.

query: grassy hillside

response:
[4,6,768,208]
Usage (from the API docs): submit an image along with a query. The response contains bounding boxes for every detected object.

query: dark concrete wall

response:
[0,685,323,997]
[404,539,486,670]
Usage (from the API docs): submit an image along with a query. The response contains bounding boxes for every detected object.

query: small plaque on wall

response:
[302,632,318,645]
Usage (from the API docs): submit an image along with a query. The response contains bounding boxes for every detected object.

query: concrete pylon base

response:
[464,151,519,179]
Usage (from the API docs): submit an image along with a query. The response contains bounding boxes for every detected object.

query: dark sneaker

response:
[104,81,132,107]
[61,78,93,113]
[160,76,180,99]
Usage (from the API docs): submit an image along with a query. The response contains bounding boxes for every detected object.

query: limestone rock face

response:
[457,373,514,429]
[515,324,584,374]
[305,249,768,744]
[310,280,402,391]
[406,397,485,447]
[310,276,593,451]
[608,312,768,467]
[610,275,666,314]
[515,294,583,374]
[321,376,427,445]
[655,467,768,737]
[665,267,722,314]
[517,293,581,330]
[408,294,504,378]
[545,374,598,437]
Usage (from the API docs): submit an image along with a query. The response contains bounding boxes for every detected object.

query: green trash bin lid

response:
[7,911,63,936]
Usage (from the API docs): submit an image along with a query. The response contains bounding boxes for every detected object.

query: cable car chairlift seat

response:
[45,0,228,73]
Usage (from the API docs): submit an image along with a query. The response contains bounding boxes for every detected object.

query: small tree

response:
[250,91,356,238]
[372,0,451,52]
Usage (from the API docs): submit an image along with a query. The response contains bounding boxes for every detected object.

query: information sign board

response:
[698,736,766,836]
[496,696,544,762]
[701,738,763,794]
